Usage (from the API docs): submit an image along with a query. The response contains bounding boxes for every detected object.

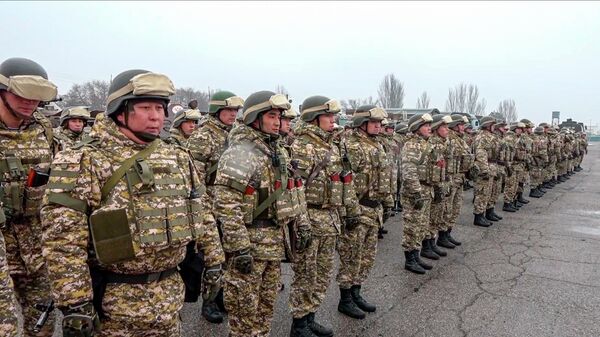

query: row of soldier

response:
[0,57,587,337]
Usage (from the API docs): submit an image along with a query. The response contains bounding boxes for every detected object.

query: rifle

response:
[33,299,54,333]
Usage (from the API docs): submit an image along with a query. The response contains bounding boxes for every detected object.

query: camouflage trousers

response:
[224,259,281,337]
[487,174,503,209]
[428,197,446,238]
[473,177,493,214]
[558,160,568,176]
[289,234,336,318]
[517,165,530,194]
[401,185,433,251]
[98,272,184,337]
[3,218,54,337]
[504,164,523,203]
[0,231,19,337]
[530,167,544,187]
[444,174,464,231]
[336,204,381,289]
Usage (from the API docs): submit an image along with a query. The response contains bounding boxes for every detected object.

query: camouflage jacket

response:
[186,116,231,190]
[378,133,400,193]
[165,128,188,147]
[212,124,303,261]
[400,135,431,199]
[41,114,224,307]
[531,134,549,166]
[427,134,449,189]
[0,111,54,275]
[447,130,472,175]
[53,126,85,153]
[473,129,498,177]
[346,129,394,209]
[290,122,359,235]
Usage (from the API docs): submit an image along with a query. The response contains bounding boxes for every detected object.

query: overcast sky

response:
[5,1,600,127]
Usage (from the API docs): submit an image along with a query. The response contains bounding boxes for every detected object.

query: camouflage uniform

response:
[444,119,473,233]
[487,126,505,213]
[0,229,19,337]
[0,110,56,337]
[472,122,498,216]
[502,130,519,205]
[53,126,84,151]
[530,128,548,191]
[41,70,224,337]
[212,91,304,337]
[427,132,449,239]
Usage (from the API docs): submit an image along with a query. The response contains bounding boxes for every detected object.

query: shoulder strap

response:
[252,167,284,220]
[34,112,54,147]
[101,140,160,201]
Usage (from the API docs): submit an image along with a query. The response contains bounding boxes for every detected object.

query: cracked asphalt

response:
[51,145,598,337]
[185,144,599,337]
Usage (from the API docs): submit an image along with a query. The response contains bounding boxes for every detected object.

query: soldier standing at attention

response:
[185,91,243,322]
[0,57,58,337]
[41,69,224,336]
[336,105,391,316]
[502,123,521,212]
[377,118,399,238]
[212,91,310,337]
[289,95,359,335]
[53,106,92,152]
[280,106,298,151]
[166,108,201,146]
[393,122,410,213]
[401,113,434,274]
[472,116,498,227]
[422,114,453,260]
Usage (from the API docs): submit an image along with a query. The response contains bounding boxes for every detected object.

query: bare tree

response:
[361,96,379,106]
[377,73,404,109]
[445,83,486,115]
[61,80,110,110]
[496,99,518,123]
[416,91,430,109]
[341,99,361,111]
[172,87,210,111]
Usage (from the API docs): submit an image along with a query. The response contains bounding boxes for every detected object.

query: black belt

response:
[307,204,325,209]
[359,198,381,208]
[248,219,277,228]
[102,268,178,284]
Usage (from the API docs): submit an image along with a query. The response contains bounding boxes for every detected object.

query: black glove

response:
[433,187,443,203]
[296,225,312,252]
[344,217,360,231]
[411,195,425,210]
[232,249,253,274]
[62,301,100,337]
[202,265,222,302]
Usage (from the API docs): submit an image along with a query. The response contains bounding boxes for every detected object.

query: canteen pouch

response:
[89,208,135,265]
[23,185,46,217]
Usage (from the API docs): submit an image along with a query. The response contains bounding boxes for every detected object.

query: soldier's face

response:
[1,91,40,119]
[436,124,449,138]
[384,126,394,135]
[515,128,523,135]
[180,120,197,137]
[257,109,281,135]
[417,123,431,138]
[280,117,292,135]
[118,100,165,137]
[218,108,238,126]
[365,120,382,135]
[317,113,335,133]
[67,118,85,133]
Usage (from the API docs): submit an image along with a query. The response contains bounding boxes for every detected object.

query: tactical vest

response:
[352,136,391,200]
[0,113,53,219]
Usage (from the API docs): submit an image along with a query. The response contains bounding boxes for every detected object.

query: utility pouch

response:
[23,184,46,217]
[304,178,325,205]
[328,174,343,206]
[89,208,135,265]
[242,185,256,225]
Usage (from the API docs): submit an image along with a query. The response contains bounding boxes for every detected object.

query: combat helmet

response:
[300,95,341,122]
[208,91,244,115]
[431,114,453,130]
[448,114,468,128]
[172,108,202,128]
[520,119,534,128]
[534,126,545,134]
[479,116,496,128]
[0,57,57,102]
[509,121,526,131]
[352,105,387,127]
[105,69,175,116]
[282,106,299,120]
[408,113,434,132]
[395,122,408,134]
[242,90,290,125]
[60,106,91,126]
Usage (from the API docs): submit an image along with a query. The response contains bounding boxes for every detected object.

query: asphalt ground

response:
[51,143,599,337]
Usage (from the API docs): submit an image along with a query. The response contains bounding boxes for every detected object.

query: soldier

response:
[401,113,435,274]
[377,118,399,238]
[212,91,310,337]
[393,122,410,212]
[0,57,58,337]
[336,105,391,315]
[472,116,499,227]
[280,106,298,150]
[502,123,523,211]
[512,122,530,207]
[519,119,535,198]
[289,95,358,335]
[166,108,202,146]
[41,69,224,336]
[529,126,549,198]
[439,114,473,248]
[422,114,453,260]
[0,226,19,337]
[53,106,91,152]
[538,123,555,190]
[185,90,244,323]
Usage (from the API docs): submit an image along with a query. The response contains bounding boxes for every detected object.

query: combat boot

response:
[447,228,462,246]
[485,208,499,222]
[437,231,456,249]
[202,300,224,324]
[502,202,517,212]
[558,175,567,182]
[350,285,376,313]
[290,315,319,337]
[529,187,543,198]
[543,181,553,189]
[474,213,491,227]
[420,239,440,260]
[404,250,426,274]
[517,192,530,204]
[306,312,333,337]
[378,228,384,239]
[514,199,524,208]
[415,250,433,270]
[337,288,366,319]
[431,238,449,255]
